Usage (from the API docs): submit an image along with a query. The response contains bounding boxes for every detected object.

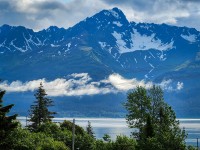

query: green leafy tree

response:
[144,114,154,138]
[124,85,187,150]
[60,120,95,150]
[103,134,111,142]
[28,82,56,131]
[94,139,113,150]
[124,86,151,138]
[86,121,95,138]
[187,145,196,150]
[113,135,137,150]
[95,139,109,150]
[94,135,137,150]
[75,133,95,150]
[6,127,69,150]
[60,120,85,135]
[0,90,18,149]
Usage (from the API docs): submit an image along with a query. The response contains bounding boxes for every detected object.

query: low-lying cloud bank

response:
[0,73,183,96]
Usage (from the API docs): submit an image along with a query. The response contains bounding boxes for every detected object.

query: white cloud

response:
[159,79,184,91]
[106,73,152,90]
[0,73,183,96]
[0,0,199,31]
[177,82,184,90]
[159,79,173,91]
[0,73,113,96]
[102,0,200,30]
[0,79,45,92]
[0,0,107,31]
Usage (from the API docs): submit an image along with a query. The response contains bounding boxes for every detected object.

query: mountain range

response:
[0,8,200,117]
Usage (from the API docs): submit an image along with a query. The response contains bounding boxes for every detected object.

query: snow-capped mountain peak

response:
[0,7,200,117]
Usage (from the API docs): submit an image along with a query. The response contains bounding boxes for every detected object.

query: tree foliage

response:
[60,120,95,150]
[0,90,18,149]
[28,82,56,131]
[60,120,85,135]
[124,85,187,150]
[94,135,137,150]
[103,134,111,142]
[6,126,69,150]
[86,121,95,139]
[113,135,137,150]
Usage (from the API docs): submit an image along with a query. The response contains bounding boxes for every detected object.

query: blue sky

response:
[0,0,199,31]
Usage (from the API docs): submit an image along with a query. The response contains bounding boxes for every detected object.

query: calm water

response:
[17,117,200,147]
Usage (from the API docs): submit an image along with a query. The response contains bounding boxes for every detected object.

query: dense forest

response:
[0,84,196,150]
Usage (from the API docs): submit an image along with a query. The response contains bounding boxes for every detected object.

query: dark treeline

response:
[0,83,196,150]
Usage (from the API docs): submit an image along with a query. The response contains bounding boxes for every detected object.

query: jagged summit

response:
[0,7,200,118]
[45,26,67,32]
[72,7,129,32]
[91,7,129,25]
[101,7,128,21]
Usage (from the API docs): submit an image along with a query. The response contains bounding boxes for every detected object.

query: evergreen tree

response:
[0,89,18,149]
[103,134,111,142]
[28,82,56,131]
[86,121,95,138]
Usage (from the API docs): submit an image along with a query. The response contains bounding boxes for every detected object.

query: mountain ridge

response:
[0,7,200,117]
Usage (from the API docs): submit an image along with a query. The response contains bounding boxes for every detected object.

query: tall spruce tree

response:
[86,121,95,139]
[0,90,18,149]
[28,82,55,131]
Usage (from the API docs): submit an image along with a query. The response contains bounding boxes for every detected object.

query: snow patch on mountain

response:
[66,43,71,48]
[10,39,28,52]
[0,40,6,48]
[64,42,71,52]
[104,11,110,16]
[144,55,147,62]
[98,41,113,54]
[149,52,155,58]
[149,63,155,69]
[51,44,60,47]
[23,34,33,50]
[99,42,107,49]
[112,31,128,53]
[112,29,174,54]
[109,9,120,19]
[148,63,155,74]
[23,33,43,48]
[134,58,137,63]
[130,29,174,52]
[113,21,123,27]
[159,51,167,61]
[181,34,197,43]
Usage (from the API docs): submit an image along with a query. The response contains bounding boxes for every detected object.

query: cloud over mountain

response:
[0,0,199,31]
[0,73,183,96]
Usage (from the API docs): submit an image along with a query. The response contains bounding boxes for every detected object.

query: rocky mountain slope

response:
[0,8,200,117]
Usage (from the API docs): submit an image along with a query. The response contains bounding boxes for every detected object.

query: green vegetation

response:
[124,85,187,150]
[0,84,197,149]
[94,135,137,150]
[0,90,18,149]
[28,82,56,131]
[86,121,95,139]
[5,125,69,150]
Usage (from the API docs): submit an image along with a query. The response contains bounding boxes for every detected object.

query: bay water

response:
[17,117,200,147]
